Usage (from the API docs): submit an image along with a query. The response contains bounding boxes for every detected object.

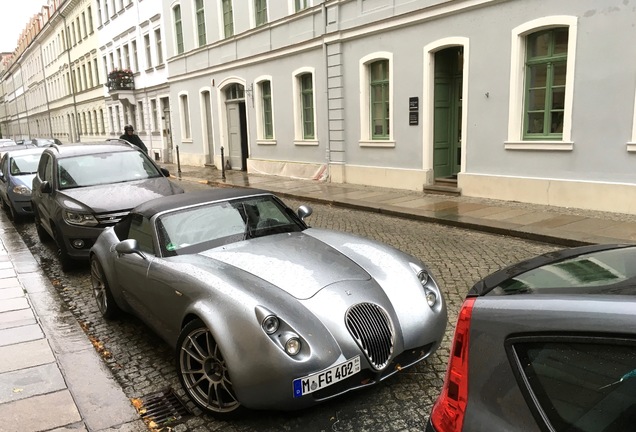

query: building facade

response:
[2,0,636,215]
[162,0,636,214]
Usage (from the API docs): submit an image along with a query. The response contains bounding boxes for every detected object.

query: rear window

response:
[492,248,636,295]
[510,336,636,432]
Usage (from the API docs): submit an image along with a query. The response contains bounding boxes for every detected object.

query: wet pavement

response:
[1,163,634,432]
[0,214,145,432]
[165,163,636,247]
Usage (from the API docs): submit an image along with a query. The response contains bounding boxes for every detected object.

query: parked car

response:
[427,244,636,432]
[30,138,62,147]
[89,188,448,417]
[0,147,46,221]
[0,139,35,158]
[32,142,184,270]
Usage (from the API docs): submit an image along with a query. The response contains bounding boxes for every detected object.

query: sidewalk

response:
[164,163,636,247]
[0,214,145,432]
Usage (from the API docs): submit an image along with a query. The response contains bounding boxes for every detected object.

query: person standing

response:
[119,125,148,153]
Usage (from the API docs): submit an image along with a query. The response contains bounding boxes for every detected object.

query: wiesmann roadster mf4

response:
[90,188,447,417]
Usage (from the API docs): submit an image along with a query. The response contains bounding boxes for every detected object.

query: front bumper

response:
[58,223,104,260]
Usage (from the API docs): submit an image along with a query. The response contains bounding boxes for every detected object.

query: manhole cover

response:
[137,388,191,427]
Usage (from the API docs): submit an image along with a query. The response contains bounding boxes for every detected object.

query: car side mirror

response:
[297,205,313,221]
[160,167,170,177]
[114,239,147,259]
[39,181,52,193]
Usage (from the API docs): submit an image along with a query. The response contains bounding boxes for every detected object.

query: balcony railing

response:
[106,69,134,91]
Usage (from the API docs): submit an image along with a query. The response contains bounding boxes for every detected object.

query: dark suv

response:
[32,142,184,270]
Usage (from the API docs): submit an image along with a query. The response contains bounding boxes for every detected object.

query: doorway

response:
[433,47,463,179]
[224,83,248,171]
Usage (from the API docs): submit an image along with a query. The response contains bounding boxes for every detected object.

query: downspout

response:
[61,11,81,142]
[321,2,331,181]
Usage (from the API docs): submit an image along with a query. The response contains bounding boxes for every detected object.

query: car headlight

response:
[12,185,31,195]
[285,337,301,356]
[262,315,280,335]
[417,270,429,286]
[63,210,99,227]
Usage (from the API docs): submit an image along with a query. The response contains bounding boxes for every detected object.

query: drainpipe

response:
[61,11,81,142]
[321,2,331,181]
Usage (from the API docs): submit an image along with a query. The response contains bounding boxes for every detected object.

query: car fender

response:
[167,255,347,409]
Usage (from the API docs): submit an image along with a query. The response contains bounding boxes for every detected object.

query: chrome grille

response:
[95,210,130,227]
[345,303,394,370]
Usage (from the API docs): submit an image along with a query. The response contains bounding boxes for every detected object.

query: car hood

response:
[58,178,182,213]
[12,174,36,189]
[200,232,371,299]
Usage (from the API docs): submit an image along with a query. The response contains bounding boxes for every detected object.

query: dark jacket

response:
[119,133,148,153]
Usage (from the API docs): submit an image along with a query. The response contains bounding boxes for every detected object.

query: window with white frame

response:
[174,5,184,54]
[180,94,192,140]
[155,29,163,64]
[144,34,152,68]
[506,16,577,150]
[294,0,309,12]
[292,71,316,141]
[150,99,158,132]
[359,52,393,144]
[131,41,139,71]
[138,101,145,131]
[222,0,234,38]
[254,0,268,27]
[256,78,274,140]
[195,0,206,47]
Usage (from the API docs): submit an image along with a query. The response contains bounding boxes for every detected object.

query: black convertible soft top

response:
[133,187,271,218]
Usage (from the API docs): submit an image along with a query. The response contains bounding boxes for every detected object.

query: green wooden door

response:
[433,47,463,179]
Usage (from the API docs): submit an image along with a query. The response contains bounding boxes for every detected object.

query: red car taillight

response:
[430,297,476,432]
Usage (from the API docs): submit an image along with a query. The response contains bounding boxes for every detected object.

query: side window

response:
[511,337,636,432]
[128,213,155,254]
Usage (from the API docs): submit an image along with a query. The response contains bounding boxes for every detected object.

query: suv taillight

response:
[430,297,476,432]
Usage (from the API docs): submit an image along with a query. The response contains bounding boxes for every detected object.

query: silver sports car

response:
[90,188,447,417]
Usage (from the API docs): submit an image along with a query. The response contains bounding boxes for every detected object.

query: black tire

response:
[34,210,52,243]
[176,319,244,418]
[53,225,74,271]
[7,201,20,223]
[90,256,121,319]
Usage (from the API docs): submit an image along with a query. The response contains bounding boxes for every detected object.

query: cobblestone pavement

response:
[14,181,559,432]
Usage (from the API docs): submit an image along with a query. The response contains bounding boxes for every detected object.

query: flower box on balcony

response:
[107,69,134,91]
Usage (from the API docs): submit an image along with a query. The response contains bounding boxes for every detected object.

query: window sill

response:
[294,140,319,146]
[359,139,395,148]
[257,139,277,145]
[627,142,636,152]
[155,64,165,70]
[181,139,193,144]
[504,141,573,151]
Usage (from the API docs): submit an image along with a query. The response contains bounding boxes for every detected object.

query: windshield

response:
[156,195,305,256]
[58,151,162,189]
[34,139,55,147]
[10,153,41,175]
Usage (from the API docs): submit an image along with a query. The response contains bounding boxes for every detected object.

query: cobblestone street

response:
[15,182,559,432]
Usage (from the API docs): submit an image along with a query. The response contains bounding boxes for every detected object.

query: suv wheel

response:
[34,210,51,243]
[53,225,74,271]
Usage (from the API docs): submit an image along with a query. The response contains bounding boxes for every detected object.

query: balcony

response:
[106,69,135,106]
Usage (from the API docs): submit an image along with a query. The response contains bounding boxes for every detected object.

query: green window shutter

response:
[370,60,389,139]
[300,74,314,140]
[523,28,568,140]
[262,81,273,139]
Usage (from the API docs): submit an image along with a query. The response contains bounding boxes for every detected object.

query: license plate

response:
[293,356,361,398]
